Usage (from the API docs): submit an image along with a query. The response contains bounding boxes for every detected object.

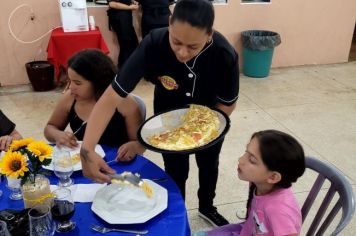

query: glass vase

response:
[21,174,53,209]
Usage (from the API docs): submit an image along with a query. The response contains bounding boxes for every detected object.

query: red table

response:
[47,27,109,78]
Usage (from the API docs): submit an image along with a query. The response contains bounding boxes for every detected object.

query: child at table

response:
[44,49,145,162]
[194,129,305,236]
[0,110,22,151]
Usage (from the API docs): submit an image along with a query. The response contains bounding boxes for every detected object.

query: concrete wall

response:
[0,0,355,86]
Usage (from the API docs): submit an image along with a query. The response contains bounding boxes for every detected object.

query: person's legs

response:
[117,36,138,67]
[141,22,150,39]
[196,140,223,210]
[109,16,138,68]
[196,139,229,226]
[163,153,189,199]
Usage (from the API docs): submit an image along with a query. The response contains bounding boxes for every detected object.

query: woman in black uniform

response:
[82,0,239,227]
[107,0,139,68]
[137,0,174,38]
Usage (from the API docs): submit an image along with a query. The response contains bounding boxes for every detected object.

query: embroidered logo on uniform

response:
[159,76,178,90]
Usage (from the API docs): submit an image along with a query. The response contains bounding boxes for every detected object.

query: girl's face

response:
[237,137,272,184]
[168,20,212,63]
[67,68,95,101]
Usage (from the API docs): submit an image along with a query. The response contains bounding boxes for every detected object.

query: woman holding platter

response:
[81,0,239,227]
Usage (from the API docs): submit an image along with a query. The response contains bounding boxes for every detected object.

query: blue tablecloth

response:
[0,146,191,236]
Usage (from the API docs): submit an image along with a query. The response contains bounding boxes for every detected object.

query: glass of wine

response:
[51,187,76,232]
[53,149,74,187]
[6,176,22,200]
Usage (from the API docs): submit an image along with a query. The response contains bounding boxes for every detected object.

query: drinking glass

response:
[51,187,76,232]
[6,176,22,200]
[53,150,74,187]
[28,205,55,236]
[0,220,10,236]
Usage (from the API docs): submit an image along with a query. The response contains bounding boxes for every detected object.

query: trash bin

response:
[241,30,281,78]
[25,61,55,91]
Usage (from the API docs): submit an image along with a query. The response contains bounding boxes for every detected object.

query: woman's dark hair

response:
[67,49,117,100]
[245,130,305,218]
[171,0,214,34]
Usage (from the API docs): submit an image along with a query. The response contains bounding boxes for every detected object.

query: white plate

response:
[91,179,167,224]
[43,141,105,171]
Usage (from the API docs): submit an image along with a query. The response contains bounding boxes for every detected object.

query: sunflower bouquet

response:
[0,138,53,185]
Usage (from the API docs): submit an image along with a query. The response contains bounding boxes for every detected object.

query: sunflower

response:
[27,141,53,162]
[10,138,34,151]
[0,151,29,178]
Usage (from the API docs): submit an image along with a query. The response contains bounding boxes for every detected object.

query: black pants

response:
[108,11,138,68]
[163,139,224,211]
[141,8,170,38]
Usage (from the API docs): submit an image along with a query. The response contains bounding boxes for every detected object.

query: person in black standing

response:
[137,0,174,38]
[107,0,139,69]
[81,0,239,227]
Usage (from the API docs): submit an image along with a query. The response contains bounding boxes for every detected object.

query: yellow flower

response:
[10,138,34,151]
[0,151,29,178]
[27,141,53,162]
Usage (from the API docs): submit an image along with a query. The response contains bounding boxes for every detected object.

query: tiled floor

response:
[1,62,356,235]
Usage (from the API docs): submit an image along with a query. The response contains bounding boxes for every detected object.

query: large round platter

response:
[91,179,167,224]
[137,106,230,154]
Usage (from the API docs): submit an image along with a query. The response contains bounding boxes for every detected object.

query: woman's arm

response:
[9,129,22,140]
[216,102,236,117]
[0,129,22,151]
[44,91,77,148]
[116,95,145,162]
[81,86,125,182]
[109,1,139,10]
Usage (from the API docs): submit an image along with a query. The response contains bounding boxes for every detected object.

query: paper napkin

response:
[50,183,107,202]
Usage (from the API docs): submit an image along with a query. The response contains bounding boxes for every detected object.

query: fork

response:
[91,224,148,234]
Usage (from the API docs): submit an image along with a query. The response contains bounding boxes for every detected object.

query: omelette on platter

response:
[148,104,220,150]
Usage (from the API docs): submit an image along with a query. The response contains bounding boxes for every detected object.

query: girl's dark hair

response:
[245,130,305,218]
[171,0,214,34]
[67,49,117,100]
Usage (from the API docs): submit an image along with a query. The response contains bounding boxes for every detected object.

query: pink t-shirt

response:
[239,187,302,236]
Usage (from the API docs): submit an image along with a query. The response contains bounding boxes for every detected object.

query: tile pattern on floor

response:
[1,62,355,235]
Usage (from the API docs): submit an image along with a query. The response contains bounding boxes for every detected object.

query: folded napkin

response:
[50,183,107,202]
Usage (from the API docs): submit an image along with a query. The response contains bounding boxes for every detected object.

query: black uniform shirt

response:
[112,28,239,113]
[0,110,16,136]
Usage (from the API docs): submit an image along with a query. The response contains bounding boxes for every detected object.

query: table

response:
[0,146,190,236]
[47,27,109,78]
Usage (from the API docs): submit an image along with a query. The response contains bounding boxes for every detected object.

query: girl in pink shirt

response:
[194,130,305,236]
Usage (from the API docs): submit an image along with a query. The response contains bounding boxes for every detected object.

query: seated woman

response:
[44,49,144,161]
[0,110,22,151]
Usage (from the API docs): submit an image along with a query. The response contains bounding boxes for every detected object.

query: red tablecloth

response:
[47,27,109,78]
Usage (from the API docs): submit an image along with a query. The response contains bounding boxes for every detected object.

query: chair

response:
[301,156,355,236]
[132,94,146,120]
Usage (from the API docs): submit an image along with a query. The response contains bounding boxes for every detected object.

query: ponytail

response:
[245,182,256,219]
